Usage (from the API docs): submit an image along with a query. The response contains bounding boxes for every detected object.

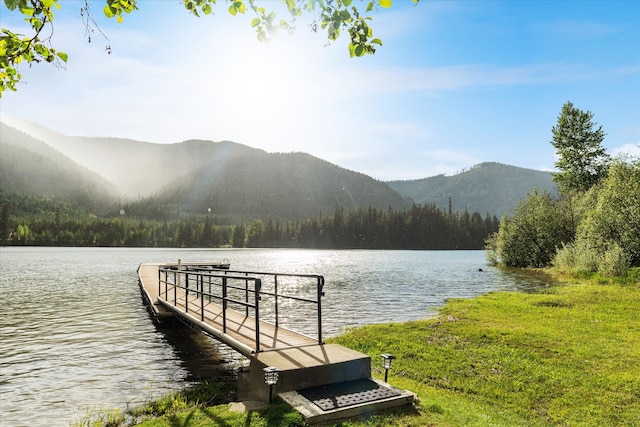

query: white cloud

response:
[611,143,640,158]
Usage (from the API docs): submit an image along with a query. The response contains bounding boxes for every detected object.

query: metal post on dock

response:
[244,272,249,316]
[255,278,261,352]
[185,272,189,313]
[317,276,324,345]
[200,275,205,321]
[222,277,227,333]
[175,259,181,306]
[274,275,279,328]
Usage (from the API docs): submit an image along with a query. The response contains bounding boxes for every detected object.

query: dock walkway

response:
[138,263,316,355]
[137,261,414,424]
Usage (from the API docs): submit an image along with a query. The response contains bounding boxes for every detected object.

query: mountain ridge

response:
[0,118,556,220]
[388,162,556,217]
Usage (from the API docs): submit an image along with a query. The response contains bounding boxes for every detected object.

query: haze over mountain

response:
[0,119,556,220]
[0,124,119,213]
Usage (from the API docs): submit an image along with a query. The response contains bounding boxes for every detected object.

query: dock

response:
[137,261,414,424]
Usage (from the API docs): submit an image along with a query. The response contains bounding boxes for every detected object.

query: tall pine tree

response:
[551,101,610,194]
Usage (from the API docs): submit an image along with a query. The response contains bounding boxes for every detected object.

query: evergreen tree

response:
[201,216,214,247]
[551,101,610,194]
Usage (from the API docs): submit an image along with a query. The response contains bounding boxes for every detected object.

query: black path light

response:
[263,366,279,403]
[381,353,395,382]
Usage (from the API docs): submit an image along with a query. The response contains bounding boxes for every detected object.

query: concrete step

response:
[238,344,371,401]
[279,378,416,425]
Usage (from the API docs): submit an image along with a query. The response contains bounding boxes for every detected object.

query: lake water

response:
[0,247,553,426]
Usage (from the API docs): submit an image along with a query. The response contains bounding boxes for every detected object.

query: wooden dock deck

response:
[138,263,317,355]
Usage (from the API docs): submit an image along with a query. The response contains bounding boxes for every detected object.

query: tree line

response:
[2,201,498,250]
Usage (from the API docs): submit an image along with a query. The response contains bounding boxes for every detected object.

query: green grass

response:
[91,269,639,427]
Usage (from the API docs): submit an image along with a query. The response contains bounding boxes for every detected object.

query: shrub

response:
[598,243,629,277]
[553,240,599,274]
[494,190,574,267]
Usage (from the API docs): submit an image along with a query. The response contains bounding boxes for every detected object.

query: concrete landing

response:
[238,344,371,401]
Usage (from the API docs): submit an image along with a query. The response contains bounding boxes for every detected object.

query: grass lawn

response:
[87,270,639,427]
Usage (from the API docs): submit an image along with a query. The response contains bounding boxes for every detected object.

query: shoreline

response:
[82,268,640,426]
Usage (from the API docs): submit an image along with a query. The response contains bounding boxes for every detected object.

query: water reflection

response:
[492,266,557,293]
[155,318,244,381]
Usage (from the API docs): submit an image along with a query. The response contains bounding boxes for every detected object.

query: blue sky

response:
[1,0,639,180]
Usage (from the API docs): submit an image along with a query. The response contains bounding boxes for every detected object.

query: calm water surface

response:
[0,247,554,426]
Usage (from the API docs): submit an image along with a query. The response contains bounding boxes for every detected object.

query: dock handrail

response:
[157,264,324,352]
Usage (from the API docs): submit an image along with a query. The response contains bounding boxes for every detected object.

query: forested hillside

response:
[1,119,503,249]
[125,151,409,221]
[1,121,409,222]
[388,162,556,217]
[0,124,119,214]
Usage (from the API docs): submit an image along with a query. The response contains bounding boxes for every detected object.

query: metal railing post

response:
[185,272,189,313]
[173,270,177,305]
[200,273,205,321]
[274,275,279,328]
[255,278,261,352]
[317,276,324,345]
[244,273,249,316]
[164,270,168,299]
[222,277,227,333]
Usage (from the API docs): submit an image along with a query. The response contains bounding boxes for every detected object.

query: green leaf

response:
[366,1,374,12]
[251,17,261,27]
[56,51,68,62]
[379,0,392,8]
[343,0,352,6]
[348,43,356,58]
[103,5,115,18]
[339,9,351,21]
[202,3,211,14]
[20,6,34,16]
[4,0,24,11]
[228,3,237,15]
[286,0,295,12]
[371,38,382,46]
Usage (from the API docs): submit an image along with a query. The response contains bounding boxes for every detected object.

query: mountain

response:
[0,123,119,214]
[0,120,408,221]
[387,162,557,218]
[126,151,409,220]
[1,118,556,222]
[0,116,260,198]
